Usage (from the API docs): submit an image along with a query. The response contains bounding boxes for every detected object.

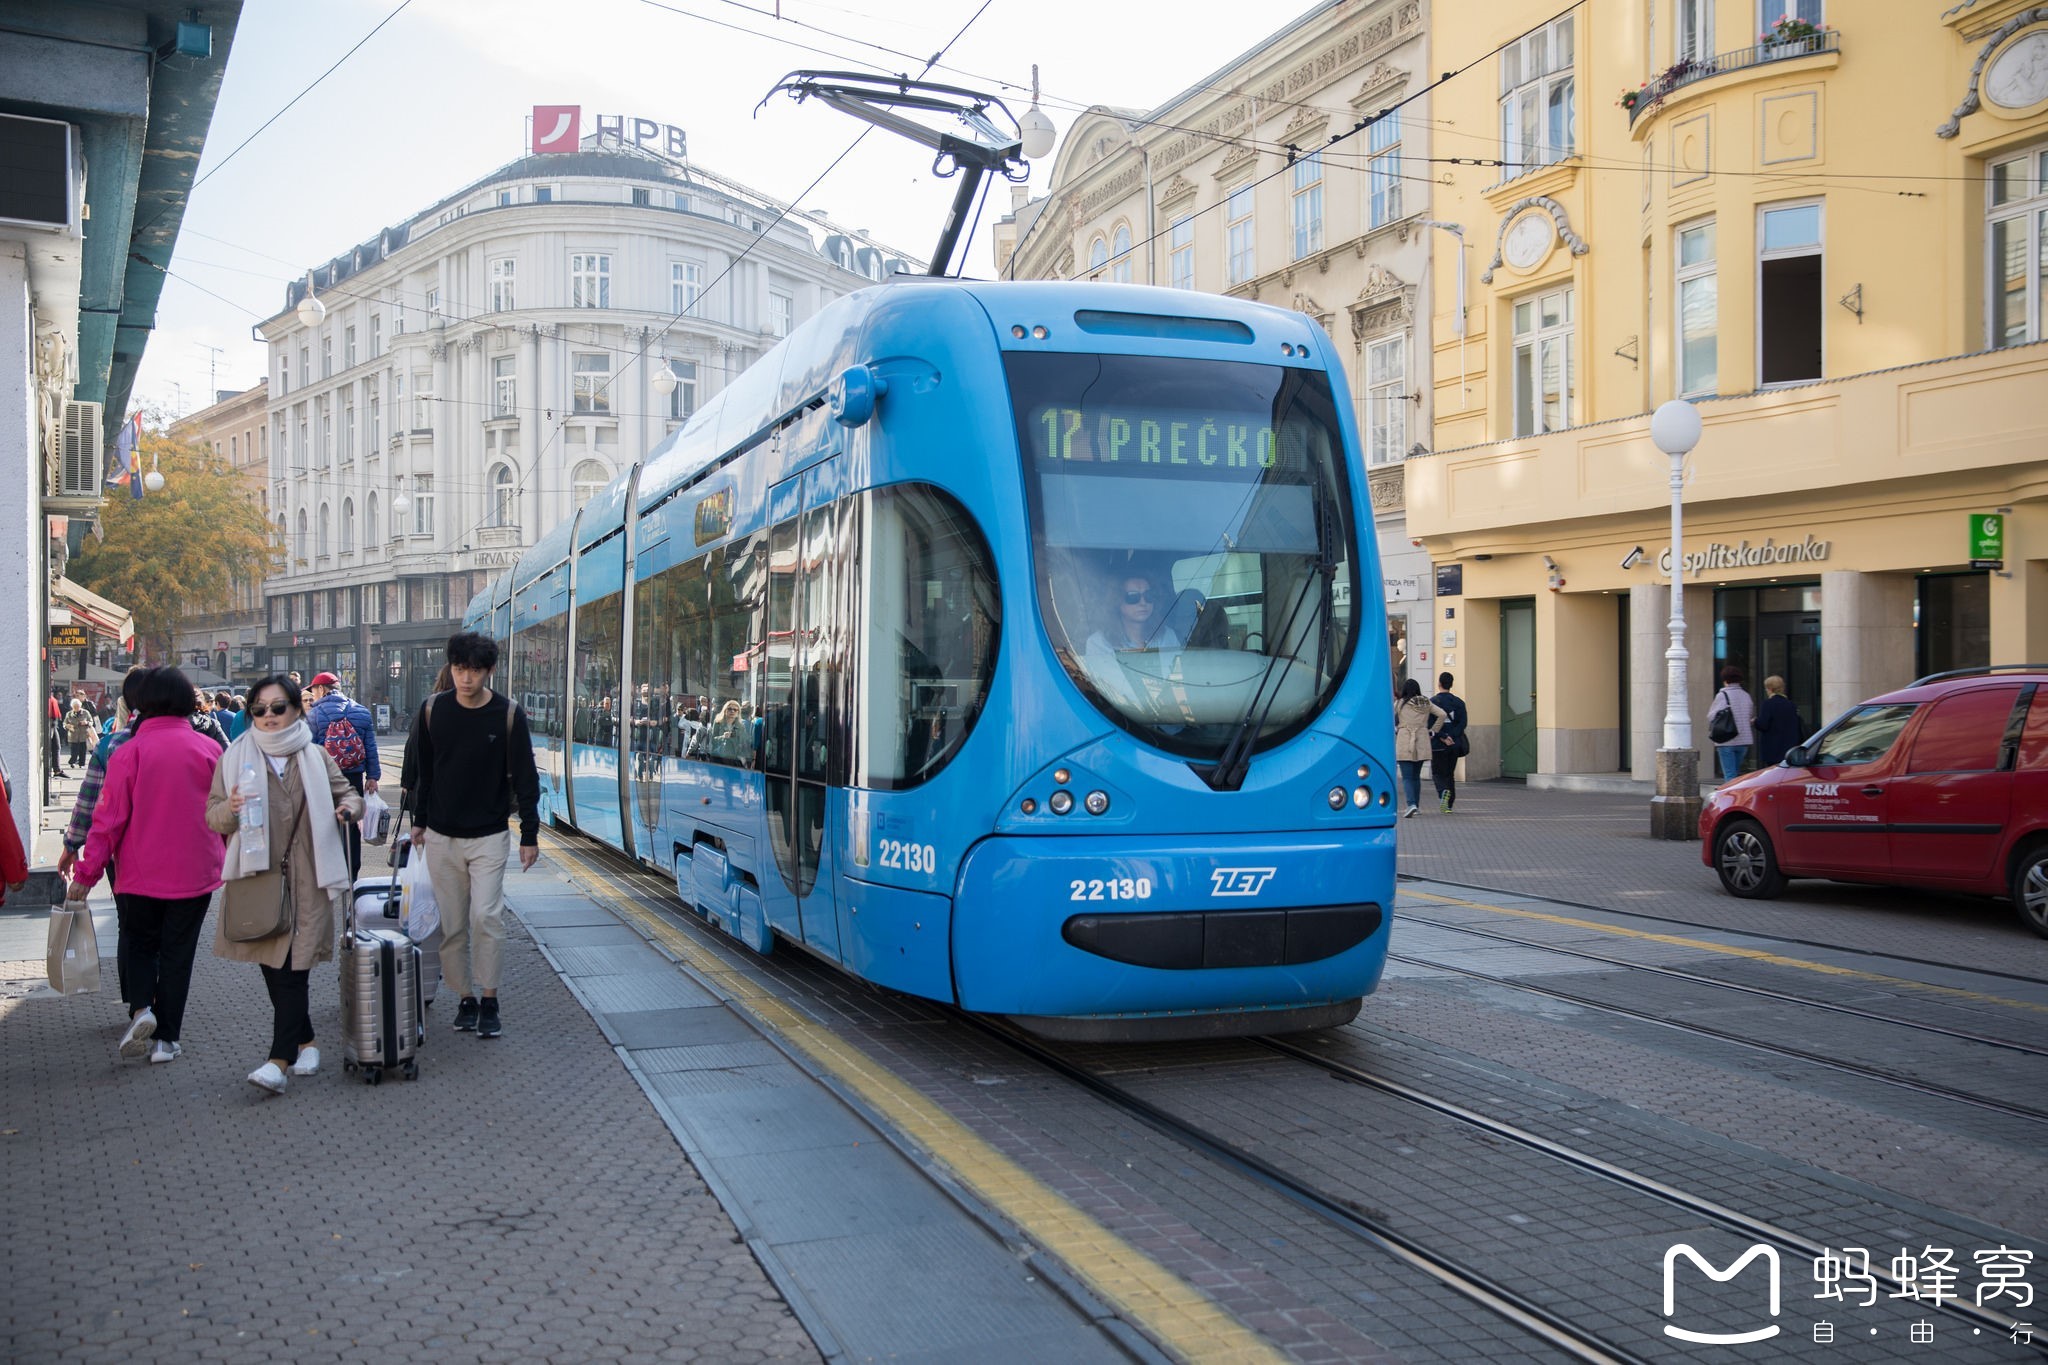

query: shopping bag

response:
[360,790,391,846]
[46,901,102,995]
[400,847,440,943]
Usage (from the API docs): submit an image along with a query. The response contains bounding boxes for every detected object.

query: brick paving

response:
[1394,782,2048,976]
[0,887,817,1364]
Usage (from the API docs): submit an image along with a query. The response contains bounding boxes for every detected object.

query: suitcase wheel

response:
[363,1066,382,1086]
[402,1060,419,1081]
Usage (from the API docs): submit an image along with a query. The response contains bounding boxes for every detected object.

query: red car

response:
[1700,666,2048,937]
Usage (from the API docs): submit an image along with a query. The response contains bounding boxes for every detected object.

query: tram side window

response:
[798,502,848,785]
[631,565,673,759]
[855,484,1002,791]
[574,590,623,746]
[672,556,712,757]
[706,532,766,767]
[761,518,800,779]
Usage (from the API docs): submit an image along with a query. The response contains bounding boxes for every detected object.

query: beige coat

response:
[205,748,363,969]
[1394,696,1448,762]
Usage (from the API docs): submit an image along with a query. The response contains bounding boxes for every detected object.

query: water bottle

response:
[238,760,267,860]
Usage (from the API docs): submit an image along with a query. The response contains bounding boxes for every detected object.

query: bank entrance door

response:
[1500,597,1537,777]
[1715,584,1822,743]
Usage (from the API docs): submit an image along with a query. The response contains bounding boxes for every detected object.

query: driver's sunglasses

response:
[249,701,295,718]
[1123,589,1162,605]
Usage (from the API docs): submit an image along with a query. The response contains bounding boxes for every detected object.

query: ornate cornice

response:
[1479,197,1589,283]
[1213,143,1260,182]
[1350,60,1409,110]
[1156,173,1198,210]
[1280,106,1331,148]
[1938,7,2048,136]
[1349,264,1414,340]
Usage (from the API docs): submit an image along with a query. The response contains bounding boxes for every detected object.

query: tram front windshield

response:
[1009,351,1359,761]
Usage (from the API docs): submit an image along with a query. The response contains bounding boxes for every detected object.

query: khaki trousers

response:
[424,831,510,996]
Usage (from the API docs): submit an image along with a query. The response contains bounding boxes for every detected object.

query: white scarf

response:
[219,720,351,893]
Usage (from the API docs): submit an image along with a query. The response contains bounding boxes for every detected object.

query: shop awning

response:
[52,577,135,650]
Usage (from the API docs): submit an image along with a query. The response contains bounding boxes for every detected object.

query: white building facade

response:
[995,0,1441,695]
[259,142,909,723]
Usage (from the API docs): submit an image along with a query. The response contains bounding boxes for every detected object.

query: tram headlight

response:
[1053,768,1071,785]
[1049,790,1075,815]
[1356,764,1369,779]
[1084,790,1109,815]
[1377,791,1391,808]
[1352,786,1371,808]
[1020,797,1037,815]
[1327,787,1346,810]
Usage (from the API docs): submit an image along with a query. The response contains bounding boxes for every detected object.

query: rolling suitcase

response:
[340,814,425,1085]
[350,835,440,1008]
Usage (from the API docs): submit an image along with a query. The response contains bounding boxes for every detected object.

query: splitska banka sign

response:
[531,105,687,160]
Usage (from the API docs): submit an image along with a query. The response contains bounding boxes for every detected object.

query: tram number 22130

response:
[877,839,937,873]
[1070,877,1154,902]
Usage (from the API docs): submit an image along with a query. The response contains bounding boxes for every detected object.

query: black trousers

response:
[1430,750,1459,807]
[342,770,365,879]
[114,892,209,1043]
[260,964,314,1063]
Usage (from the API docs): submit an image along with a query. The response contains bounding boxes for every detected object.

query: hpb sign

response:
[531,105,686,160]
[1970,513,2004,570]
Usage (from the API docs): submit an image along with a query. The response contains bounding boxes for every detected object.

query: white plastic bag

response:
[400,845,439,943]
[360,790,391,845]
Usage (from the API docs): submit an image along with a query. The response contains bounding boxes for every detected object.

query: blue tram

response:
[467,279,1396,1039]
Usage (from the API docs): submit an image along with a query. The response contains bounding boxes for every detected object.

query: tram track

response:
[1383,947,2048,1126]
[1396,911,2048,1058]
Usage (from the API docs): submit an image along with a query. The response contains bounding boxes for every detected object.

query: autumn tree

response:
[68,427,277,664]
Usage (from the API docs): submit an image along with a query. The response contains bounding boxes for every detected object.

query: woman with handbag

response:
[1394,678,1449,818]
[1706,666,1757,782]
[205,674,362,1095]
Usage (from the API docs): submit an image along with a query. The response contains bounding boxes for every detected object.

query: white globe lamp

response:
[1019,105,1056,160]
[1650,399,1701,457]
[295,269,326,330]
[390,493,411,518]
[143,467,166,493]
[650,359,678,397]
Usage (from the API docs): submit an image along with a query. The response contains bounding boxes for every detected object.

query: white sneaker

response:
[149,1041,181,1064]
[289,1046,320,1076]
[247,1061,288,1095]
[1404,804,1419,818]
[118,1008,157,1058]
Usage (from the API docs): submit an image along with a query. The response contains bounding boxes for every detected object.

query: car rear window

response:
[1811,703,1917,767]
[1906,686,2022,774]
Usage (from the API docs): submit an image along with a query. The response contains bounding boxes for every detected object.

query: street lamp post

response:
[1649,400,1703,840]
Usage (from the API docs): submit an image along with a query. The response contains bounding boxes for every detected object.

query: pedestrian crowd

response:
[39,632,538,1095]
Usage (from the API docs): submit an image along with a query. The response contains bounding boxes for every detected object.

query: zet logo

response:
[532,105,580,155]
[1663,1243,1782,1344]
[1210,867,1277,897]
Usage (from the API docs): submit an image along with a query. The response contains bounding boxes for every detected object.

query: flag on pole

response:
[104,412,141,492]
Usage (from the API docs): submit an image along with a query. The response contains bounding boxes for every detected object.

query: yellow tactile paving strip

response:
[542,836,1287,1365]
[1407,888,2048,1017]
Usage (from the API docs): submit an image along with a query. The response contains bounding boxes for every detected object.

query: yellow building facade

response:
[1411,0,2048,785]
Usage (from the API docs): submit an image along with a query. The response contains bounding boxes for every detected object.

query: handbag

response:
[222,868,294,942]
[46,901,102,994]
[1707,689,1738,744]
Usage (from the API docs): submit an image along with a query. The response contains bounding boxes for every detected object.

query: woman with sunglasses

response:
[206,674,363,1095]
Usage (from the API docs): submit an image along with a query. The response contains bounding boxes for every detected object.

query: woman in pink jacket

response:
[67,667,227,1065]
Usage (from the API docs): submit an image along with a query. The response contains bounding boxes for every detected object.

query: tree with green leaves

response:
[68,427,277,665]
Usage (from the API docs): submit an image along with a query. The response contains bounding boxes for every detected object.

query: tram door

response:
[760,466,848,961]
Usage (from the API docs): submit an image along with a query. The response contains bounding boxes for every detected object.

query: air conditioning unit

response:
[58,400,103,497]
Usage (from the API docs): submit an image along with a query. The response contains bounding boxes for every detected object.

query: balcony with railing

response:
[1624,29,1839,127]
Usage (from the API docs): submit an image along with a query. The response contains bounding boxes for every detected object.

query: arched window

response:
[1111,223,1133,283]
[489,463,516,528]
[365,491,379,546]
[295,509,309,563]
[275,514,288,555]
[341,498,355,552]
[572,459,607,511]
[317,503,331,558]
[1088,236,1108,279]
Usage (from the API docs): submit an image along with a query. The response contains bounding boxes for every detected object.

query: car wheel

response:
[2011,843,2048,940]
[1714,819,1786,899]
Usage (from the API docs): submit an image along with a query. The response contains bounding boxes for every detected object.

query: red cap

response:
[308,671,340,687]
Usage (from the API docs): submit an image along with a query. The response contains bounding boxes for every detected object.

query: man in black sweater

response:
[410,632,540,1039]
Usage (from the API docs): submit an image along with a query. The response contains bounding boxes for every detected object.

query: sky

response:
[135,0,1309,418]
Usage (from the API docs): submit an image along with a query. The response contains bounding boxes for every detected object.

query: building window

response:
[341,390,355,462]
[1758,200,1822,385]
[573,460,608,511]
[490,257,516,312]
[1169,216,1194,289]
[344,325,357,368]
[1291,154,1324,260]
[298,347,310,386]
[1759,0,1822,30]
[1988,142,2048,348]
[1226,183,1256,285]
[367,390,381,448]
[668,359,699,420]
[1501,15,1576,173]
[1512,287,1575,436]
[498,188,514,207]
[1111,224,1133,282]
[535,185,554,204]
[321,336,332,378]
[572,352,611,414]
[1365,335,1408,465]
[336,586,354,627]
[1675,219,1718,396]
[276,356,289,397]
[488,463,516,528]
[295,509,309,563]
[312,590,329,630]
[570,252,610,308]
[295,409,308,468]
[631,186,650,207]
[480,357,511,420]
[672,261,702,316]
[317,503,331,559]
[369,314,381,358]
[1675,0,1711,63]
[424,287,440,318]
[422,578,447,619]
[1368,117,1402,228]
[366,491,379,546]
[413,475,434,536]
[341,497,355,552]
[769,289,793,336]
[272,418,286,477]
[362,577,381,622]
[320,399,334,468]
[412,370,432,429]
[1088,235,1108,279]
